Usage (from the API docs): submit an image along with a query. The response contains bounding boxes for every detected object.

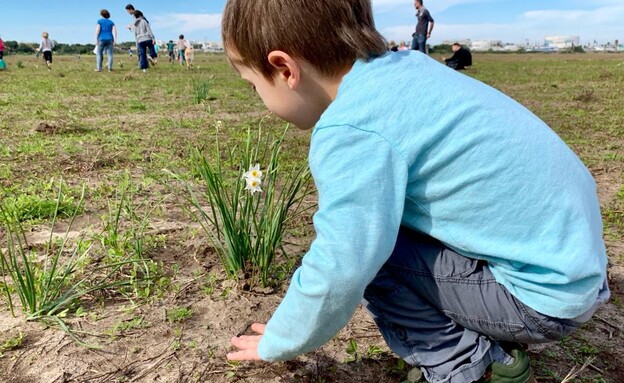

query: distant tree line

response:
[1,40,139,55]
[429,44,454,53]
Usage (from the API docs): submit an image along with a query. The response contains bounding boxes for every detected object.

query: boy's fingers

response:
[231,335,260,348]
[227,349,260,361]
[251,323,266,334]
[226,322,266,361]
[228,335,262,361]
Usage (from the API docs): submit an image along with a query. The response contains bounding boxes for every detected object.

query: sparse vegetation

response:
[166,307,193,323]
[0,332,25,357]
[0,182,82,224]
[191,76,214,104]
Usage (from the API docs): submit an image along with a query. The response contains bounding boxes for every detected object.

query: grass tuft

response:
[191,76,214,104]
[0,180,143,348]
[0,192,81,224]
[169,123,313,287]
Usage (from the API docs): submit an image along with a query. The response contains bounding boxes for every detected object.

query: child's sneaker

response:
[403,346,534,383]
[477,348,535,383]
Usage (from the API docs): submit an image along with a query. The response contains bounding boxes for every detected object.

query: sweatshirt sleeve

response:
[257,125,408,361]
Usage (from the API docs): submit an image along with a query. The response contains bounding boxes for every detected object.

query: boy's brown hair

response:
[222,0,387,81]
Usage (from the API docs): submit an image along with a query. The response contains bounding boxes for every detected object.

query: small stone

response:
[252,286,274,295]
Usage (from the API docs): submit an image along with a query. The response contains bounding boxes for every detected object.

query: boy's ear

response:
[267,51,300,90]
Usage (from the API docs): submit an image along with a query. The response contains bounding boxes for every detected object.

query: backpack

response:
[0,59,7,70]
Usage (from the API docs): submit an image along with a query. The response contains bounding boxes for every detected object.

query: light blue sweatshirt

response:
[133,18,154,44]
[258,51,607,361]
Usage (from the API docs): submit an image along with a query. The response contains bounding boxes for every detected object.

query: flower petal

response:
[244,176,263,194]
[243,164,263,180]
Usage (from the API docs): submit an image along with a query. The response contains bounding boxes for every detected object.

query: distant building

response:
[202,41,224,52]
[441,39,471,47]
[470,40,503,51]
[544,36,580,49]
[501,44,521,52]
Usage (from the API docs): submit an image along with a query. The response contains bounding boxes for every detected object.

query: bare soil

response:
[1,157,622,383]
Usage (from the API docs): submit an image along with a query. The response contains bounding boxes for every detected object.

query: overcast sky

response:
[1,0,622,45]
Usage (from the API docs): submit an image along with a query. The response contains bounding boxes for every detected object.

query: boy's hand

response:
[227,323,265,361]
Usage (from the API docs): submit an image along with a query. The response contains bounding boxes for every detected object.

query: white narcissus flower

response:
[243,163,263,180]
[244,176,262,194]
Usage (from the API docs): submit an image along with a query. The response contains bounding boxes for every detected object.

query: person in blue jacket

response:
[95,9,117,72]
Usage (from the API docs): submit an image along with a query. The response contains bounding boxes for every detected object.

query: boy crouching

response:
[222,1,610,382]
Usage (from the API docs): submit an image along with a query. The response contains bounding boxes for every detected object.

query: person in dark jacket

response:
[444,42,472,70]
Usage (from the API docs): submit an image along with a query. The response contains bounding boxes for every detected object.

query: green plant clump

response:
[170,124,312,287]
[0,193,82,224]
[191,76,213,104]
[0,182,136,347]
[166,307,193,323]
[97,176,167,299]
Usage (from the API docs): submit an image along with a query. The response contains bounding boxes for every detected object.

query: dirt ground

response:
[0,169,622,383]
[0,221,399,383]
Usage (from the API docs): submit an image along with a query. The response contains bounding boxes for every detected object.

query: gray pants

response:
[363,227,609,383]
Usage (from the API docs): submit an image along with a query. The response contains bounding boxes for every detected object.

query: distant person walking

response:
[167,40,176,62]
[125,4,147,25]
[443,42,472,70]
[176,34,190,65]
[95,9,117,72]
[37,31,54,70]
[0,36,6,71]
[126,4,157,65]
[132,10,156,72]
[153,42,160,57]
[125,2,138,43]
[411,0,434,54]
